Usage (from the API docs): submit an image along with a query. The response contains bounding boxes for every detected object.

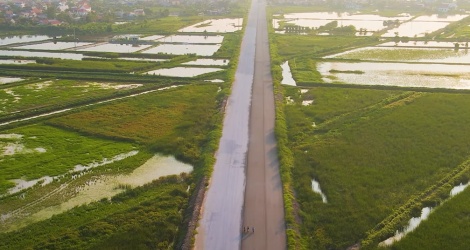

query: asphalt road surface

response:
[241,0,286,248]
[195,0,286,248]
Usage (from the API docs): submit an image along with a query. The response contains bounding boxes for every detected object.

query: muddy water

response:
[178,18,243,33]
[147,67,223,77]
[144,44,221,56]
[379,182,469,246]
[311,179,327,203]
[77,43,151,53]
[317,61,470,89]
[4,155,193,232]
[382,21,449,37]
[16,42,92,50]
[379,207,432,247]
[281,61,296,86]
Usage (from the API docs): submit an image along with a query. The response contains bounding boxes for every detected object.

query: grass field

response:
[388,187,470,250]
[48,84,223,164]
[0,124,137,194]
[0,79,145,118]
[284,86,470,249]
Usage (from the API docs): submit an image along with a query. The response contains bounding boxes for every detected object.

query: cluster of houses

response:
[0,0,92,26]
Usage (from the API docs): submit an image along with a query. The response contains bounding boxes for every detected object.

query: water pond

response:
[379,182,469,247]
[0,77,24,84]
[182,58,229,66]
[159,35,224,44]
[326,47,470,64]
[282,12,412,21]
[311,179,327,203]
[0,50,84,60]
[178,18,243,33]
[140,35,165,41]
[3,154,193,232]
[281,61,296,86]
[15,42,93,50]
[146,67,223,77]
[0,59,35,65]
[381,21,449,37]
[379,41,464,48]
[0,35,52,46]
[144,44,221,56]
[317,61,470,89]
[77,43,151,53]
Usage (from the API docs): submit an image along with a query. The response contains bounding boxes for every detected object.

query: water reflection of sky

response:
[318,62,470,89]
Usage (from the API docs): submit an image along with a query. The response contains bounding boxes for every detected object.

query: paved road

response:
[195,0,286,248]
[241,0,286,248]
[194,0,258,249]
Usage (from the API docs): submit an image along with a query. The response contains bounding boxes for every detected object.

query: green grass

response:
[284,87,470,249]
[387,187,470,250]
[0,124,137,194]
[0,79,144,119]
[0,176,190,249]
[48,83,224,166]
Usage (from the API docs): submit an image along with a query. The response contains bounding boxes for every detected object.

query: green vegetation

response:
[48,84,224,166]
[0,176,191,249]
[283,87,470,249]
[389,187,470,250]
[0,124,137,193]
[0,79,144,120]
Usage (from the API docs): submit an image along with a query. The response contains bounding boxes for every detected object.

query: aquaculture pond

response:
[325,47,470,64]
[178,18,243,33]
[0,50,84,60]
[273,12,412,33]
[381,21,449,37]
[0,35,52,46]
[159,35,224,44]
[146,67,223,77]
[139,35,165,41]
[0,77,24,84]
[143,44,221,56]
[182,58,229,66]
[77,43,151,53]
[0,59,35,65]
[379,41,465,48]
[317,61,470,89]
[14,42,93,50]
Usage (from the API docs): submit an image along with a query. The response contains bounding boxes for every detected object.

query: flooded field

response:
[146,67,223,77]
[381,21,449,37]
[380,181,469,247]
[182,58,229,66]
[326,47,470,64]
[140,35,165,41]
[0,50,84,60]
[2,154,193,232]
[281,61,296,86]
[317,61,470,89]
[379,41,464,48]
[0,35,52,46]
[159,35,224,44]
[178,18,243,33]
[143,44,221,56]
[14,42,93,50]
[311,179,327,203]
[0,77,24,84]
[0,59,35,65]
[273,12,412,33]
[77,43,151,53]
